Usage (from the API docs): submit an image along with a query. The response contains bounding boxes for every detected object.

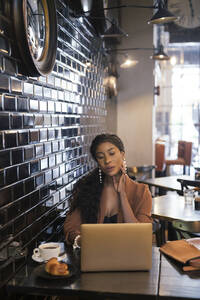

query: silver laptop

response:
[81,223,152,272]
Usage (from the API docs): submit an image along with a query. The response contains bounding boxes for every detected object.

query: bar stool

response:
[165,140,192,175]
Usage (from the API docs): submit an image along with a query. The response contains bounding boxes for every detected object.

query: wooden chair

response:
[155,142,166,177]
[165,141,192,175]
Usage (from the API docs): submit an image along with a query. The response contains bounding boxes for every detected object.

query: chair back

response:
[178,141,192,166]
[155,142,165,172]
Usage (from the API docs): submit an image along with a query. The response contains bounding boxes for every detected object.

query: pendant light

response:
[148,1,179,25]
[151,45,170,61]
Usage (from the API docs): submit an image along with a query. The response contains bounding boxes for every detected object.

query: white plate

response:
[32,253,67,263]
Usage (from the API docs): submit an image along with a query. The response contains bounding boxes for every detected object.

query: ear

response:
[121,151,125,160]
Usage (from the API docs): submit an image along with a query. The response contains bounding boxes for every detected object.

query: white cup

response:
[33,242,61,261]
[184,189,195,205]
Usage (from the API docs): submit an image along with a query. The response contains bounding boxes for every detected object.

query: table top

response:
[7,246,160,299]
[152,194,200,233]
[160,252,200,300]
[7,244,200,300]
[138,175,193,192]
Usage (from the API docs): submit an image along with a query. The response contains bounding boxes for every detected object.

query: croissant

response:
[45,257,69,276]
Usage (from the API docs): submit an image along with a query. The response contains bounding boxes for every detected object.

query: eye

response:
[109,151,115,156]
[96,155,104,160]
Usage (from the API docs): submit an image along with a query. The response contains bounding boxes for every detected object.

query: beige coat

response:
[64,176,152,245]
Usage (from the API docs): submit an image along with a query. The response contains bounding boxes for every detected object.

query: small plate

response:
[32,253,67,263]
[33,264,74,279]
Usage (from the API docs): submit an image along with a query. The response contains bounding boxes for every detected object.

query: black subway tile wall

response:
[0,0,107,291]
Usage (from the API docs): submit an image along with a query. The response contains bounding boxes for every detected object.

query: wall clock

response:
[12,0,57,77]
[168,0,200,29]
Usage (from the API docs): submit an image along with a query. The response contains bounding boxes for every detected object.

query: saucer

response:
[32,252,67,263]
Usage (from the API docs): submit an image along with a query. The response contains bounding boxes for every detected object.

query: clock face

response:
[168,0,200,29]
[12,0,57,76]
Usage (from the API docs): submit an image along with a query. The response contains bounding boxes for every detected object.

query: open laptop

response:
[81,223,152,272]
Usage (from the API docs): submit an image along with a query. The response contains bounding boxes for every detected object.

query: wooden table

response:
[152,193,200,244]
[7,244,200,300]
[7,246,160,299]
[159,253,200,300]
[138,175,194,195]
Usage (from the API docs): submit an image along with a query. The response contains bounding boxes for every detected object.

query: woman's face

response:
[95,142,124,177]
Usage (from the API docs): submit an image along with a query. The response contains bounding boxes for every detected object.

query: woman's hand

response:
[113,167,126,195]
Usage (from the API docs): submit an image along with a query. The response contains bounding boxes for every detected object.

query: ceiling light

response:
[151,45,170,61]
[120,55,138,68]
[148,4,179,25]
[100,23,128,38]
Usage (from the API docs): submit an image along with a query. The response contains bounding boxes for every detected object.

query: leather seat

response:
[165,141,192,175]
[155,142,166,177]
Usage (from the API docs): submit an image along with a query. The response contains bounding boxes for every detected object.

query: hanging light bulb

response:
[148,2,179,25]
[120,55,138,68]
[151,45,170,61]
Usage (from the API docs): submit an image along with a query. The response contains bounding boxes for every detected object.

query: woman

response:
[64,133,152,248]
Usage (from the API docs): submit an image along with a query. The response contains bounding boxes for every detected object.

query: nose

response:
[104,154,111,164]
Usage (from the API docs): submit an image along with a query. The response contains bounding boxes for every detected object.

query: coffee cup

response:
[33,242,60,261]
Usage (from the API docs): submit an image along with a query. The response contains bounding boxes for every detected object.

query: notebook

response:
[81,223,152,272]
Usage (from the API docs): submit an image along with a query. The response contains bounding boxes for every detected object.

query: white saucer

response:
[32,253,67,263]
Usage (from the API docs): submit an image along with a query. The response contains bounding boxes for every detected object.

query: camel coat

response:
[64,176,152,245]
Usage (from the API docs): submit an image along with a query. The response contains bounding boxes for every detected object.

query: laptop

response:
[81,223,152,272]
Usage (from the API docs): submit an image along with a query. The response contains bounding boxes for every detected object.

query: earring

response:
[123,158,127,174]
[99,168,102,184]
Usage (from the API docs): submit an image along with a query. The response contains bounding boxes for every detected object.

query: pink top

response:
[64,176,152,244]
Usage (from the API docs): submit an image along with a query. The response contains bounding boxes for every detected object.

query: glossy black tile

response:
[24,146,34,161]
[11,114,23,129]
[30,160,39,175]
[19,163,29,180]
[35,114,44,127]
[29,99,39,112]
[0,113,9,129]
[39,128,47,142]
[12,148,23,164]
[49,154,56,167]
[10,78,22,94]
[52,140,59,152]
[0,187,12,207]
[29,190,40,206]
[52,167,59,179]
[0,74,9,92]
[5,131,17,148]
[29,129,39,143]
[0,169,4,187]
[45,170,52,184]
[0,35,9,54]
[6,166,18,184]
[4,94,16,111]
[40,185,49,200]
[18,131,29,146]
[35,144,43,158]
[41,157,48,170]
[44,142,51,155]
[35,173,44,188]
[24,177,35,194]
[48,128,55,140]
[13,182,24,200]
[3,57,16,75]
[23,114,34,128]
[17,97,28,112]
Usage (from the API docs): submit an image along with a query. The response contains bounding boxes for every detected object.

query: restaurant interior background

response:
[0,0,200,298]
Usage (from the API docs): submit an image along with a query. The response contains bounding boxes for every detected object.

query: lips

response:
[105,166,115,172]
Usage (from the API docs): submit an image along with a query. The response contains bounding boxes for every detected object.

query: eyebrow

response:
[96,147,115,155]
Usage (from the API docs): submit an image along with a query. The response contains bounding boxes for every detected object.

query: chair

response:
[165,140,192,175]
[155,142,166,177]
